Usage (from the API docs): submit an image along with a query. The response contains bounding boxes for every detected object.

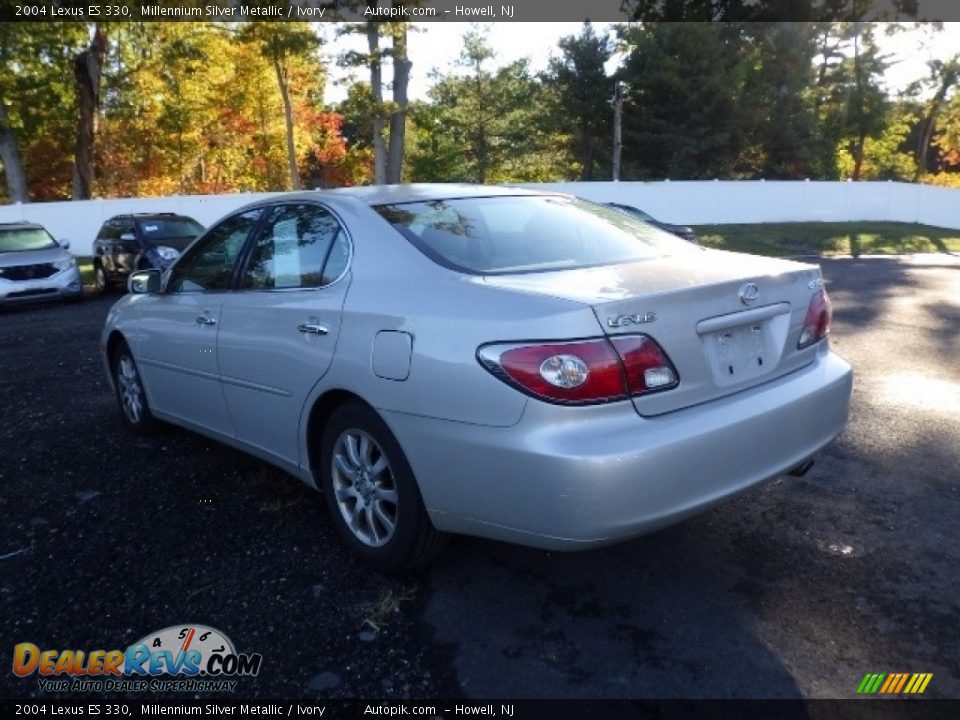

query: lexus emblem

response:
[738,283,760,305]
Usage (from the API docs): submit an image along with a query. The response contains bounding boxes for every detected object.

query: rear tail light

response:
[609,336,679,393]
[478,335,679,405]
[798,288,832,348]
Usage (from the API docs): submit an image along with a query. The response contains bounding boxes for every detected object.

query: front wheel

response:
[112,341,159,435]
[320,401,448,571]
[94,263,109,293]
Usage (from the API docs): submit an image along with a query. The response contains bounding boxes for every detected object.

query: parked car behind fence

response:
[0,222,82,306]
[93,213,204,292]
[606,202,699,244]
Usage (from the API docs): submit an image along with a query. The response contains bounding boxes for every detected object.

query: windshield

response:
[375,195,693,275]
[136,219,204,250]
[0,227,58,253]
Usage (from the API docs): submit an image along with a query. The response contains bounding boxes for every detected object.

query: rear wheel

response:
[320,401,448,571]
[112,341,158,435]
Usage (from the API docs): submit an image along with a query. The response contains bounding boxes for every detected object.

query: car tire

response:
[112,340,159,435]
[94,263,110,293]
[320,401,448,572]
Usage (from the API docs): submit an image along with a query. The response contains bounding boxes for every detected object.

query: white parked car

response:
[0,222,82,305]
[101,185,853,570]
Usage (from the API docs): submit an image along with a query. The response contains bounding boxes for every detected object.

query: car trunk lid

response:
[482,249,825,415]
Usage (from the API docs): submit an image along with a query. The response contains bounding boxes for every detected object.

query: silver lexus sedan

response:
[100,185,853,570]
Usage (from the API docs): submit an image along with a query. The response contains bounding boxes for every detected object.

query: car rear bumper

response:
[0,267,83,305]
[383,346,853,550]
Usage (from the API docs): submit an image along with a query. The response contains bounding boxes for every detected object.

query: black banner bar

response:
[1,699,959,720]
[2,0,960,23]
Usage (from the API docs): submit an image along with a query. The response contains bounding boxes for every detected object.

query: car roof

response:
[106,213,199,221]
[0,221,47,231]
[282,183,563,206]
[607,202,648,211]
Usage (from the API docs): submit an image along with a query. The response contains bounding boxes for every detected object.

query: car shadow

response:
[420,521,808,700]
[820,255,960,365]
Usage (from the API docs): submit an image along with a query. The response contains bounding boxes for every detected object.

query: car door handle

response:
[196,315,217,326]
[297,323,329,335]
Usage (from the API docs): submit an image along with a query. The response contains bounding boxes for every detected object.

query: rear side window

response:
[375,196,692,275]
[242,204,348,290]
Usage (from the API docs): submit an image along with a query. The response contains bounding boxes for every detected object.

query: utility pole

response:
[612,81,623,182]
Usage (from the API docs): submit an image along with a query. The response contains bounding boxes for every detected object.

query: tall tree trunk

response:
[72,25,106,200]
[578,128,594,180]
[473,58,488,184]
[852,135,866,181]
[913,60,959,181]
[612,81,623,181]
[386,19,410,184]
[273,58,301,191]
[914,115,938,180]
[850,26,865,181]
[0,102,29,202]
[366,13,386,184]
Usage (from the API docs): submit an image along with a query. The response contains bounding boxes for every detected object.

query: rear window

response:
[136,218,204,249]
[375,196,692,275]
[608,203,655,222]
[0,227,57,253]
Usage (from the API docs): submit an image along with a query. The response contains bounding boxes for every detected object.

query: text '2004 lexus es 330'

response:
[100,185,852,570]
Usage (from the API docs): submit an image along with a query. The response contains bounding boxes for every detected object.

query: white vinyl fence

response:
[1,180,959,257]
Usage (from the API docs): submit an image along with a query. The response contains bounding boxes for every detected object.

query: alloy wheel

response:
[117,355,144,425]
[331,429,399,547]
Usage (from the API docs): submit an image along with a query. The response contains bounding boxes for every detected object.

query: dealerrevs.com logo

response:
[12,624,262,693]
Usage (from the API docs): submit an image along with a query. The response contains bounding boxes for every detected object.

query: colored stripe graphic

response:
[857,672,932,694]
[904,673,933,694]
[879,674,897,693]
[904,674,921,694]
[892,673,909,693]
[857,673,885,694]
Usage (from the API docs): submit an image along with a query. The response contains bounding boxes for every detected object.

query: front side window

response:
[376,195,695,275]
[242,204,348,290]
[98,220,123,241]
[119,221,137,240]
[0,227,58,253]
[166,209,262,293]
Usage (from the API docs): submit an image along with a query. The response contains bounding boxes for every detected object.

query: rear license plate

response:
[705,321,774,386]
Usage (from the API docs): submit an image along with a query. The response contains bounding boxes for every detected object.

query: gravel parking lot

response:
[1,255,958,700]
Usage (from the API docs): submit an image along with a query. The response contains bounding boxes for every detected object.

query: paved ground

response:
[1,255,958,700]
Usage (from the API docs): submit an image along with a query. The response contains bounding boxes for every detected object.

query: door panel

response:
[134,294,232,434]
[217,203,351,465]
[98,220,122,274]
[132,208,264,435]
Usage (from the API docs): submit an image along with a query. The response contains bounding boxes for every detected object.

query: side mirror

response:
[128,269,161,295]
[120,232,137,241]
[58,239,71,249]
